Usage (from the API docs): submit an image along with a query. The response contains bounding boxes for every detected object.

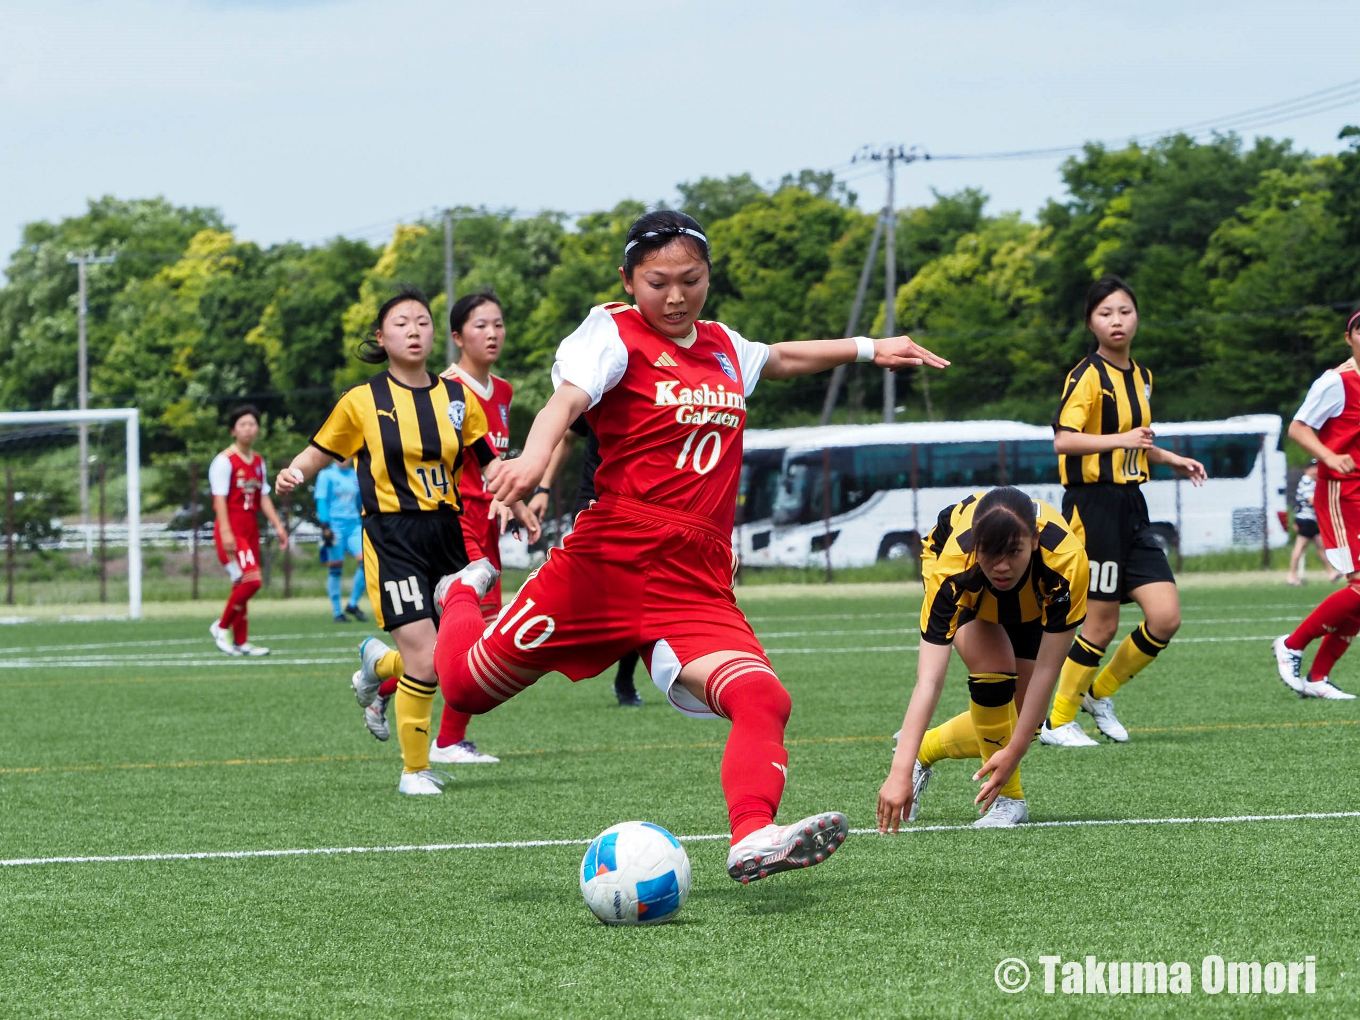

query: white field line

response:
[0,633,323,655]
[4,810,1357,869]
[0,632,1297,669]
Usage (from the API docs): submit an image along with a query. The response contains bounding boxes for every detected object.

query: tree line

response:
[2,127,1359,511]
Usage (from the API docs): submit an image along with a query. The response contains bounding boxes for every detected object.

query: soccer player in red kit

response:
[367,290,516,764]
[430,211,949,882]
[1272,305,1360,699]
[209,404,288,656]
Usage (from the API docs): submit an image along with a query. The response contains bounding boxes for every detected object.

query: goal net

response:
[0,409,143,618]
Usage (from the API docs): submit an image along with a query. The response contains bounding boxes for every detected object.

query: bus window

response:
[1149,434,1261,480]
[1010,440,1063,485]
[738,449,786,526]
[928,442,1004,487]
[773,448,882,526]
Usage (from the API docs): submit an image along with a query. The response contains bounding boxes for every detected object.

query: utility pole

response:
[66,252,116,541]
[820,145,926,424]
[443,209,456,365]
[882,151,897,423]
[819,211,885,425]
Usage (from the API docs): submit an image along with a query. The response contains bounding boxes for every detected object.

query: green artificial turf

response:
[1,582,1357,1018]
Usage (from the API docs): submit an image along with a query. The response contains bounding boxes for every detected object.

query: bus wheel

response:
[1146,524,1178,556]
[878,532,919,562]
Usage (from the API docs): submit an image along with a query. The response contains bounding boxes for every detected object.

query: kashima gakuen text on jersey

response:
[654,381,746,428]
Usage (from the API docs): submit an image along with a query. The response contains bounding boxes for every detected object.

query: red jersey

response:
[209,449,269,518]
[1299,359,1360,489]
[553,303,771,534]
[443,365,513,506]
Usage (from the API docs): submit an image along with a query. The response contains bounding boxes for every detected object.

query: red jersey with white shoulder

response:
[209,449,270,517]
[443,365,514,506]
[552,303,770,534]
[1297,359,1360,490]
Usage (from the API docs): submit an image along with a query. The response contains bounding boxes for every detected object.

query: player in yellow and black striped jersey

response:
[275,288,537,796]
[878,487,1089,831]
[1043,276,1206,749]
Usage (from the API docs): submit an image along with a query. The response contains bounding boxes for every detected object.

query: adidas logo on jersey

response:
[653,352,678,368]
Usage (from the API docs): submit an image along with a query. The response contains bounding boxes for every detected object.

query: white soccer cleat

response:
[1300,676,1357,700]
[1081,693,1129,743]
[1272,635,1305,693]
[433,558,500,616]
[397,769,453,796]
[363,695,390,741]
[209,622,242,657]
[235,642,270,657]
[907,760,932,823]
[353,636,391,707]
[972,796,1028,828]
[1038,719,1099,747]
[725,811,848,883]
[429,739,500,764]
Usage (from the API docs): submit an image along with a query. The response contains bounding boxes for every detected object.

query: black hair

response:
[1346,302,1360,336]
[357,287,433,365]
[227,404,262,430]
[1084,275,1138,325]
[971,486,1038,562]
[622,210,711,278]
[449,288,503,334]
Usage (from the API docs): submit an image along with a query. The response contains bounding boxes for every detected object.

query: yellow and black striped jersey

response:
[920,492,1089,645]
[311,370,494,515]
[1052,354,1153,486]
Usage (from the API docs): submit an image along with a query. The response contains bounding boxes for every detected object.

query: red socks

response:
[377,676,399,699]
[1310,618,1360,680]
[1287,584,1360,650]
[705,659,791,845]
[435,584,535,714]
[219,579,261,641]
[436,706,471,748]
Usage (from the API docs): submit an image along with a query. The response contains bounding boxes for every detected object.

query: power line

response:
[921,77,1360,163]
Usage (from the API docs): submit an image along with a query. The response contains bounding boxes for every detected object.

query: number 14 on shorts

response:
[385,576,425,614]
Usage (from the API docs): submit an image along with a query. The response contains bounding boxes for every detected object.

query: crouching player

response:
[878,487,1089,830]
[419,210,948,880]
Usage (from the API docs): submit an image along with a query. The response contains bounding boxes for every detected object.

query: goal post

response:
[0,408,142,619]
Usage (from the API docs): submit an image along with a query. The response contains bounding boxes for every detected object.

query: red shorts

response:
[460,500,503,619]
[214,516,261,581]
[483,494,763,717]
[1315,479,1360,574]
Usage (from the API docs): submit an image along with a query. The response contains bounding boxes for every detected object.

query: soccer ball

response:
[580,821,692,926]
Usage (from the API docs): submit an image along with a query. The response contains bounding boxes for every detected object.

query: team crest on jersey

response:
[1145,383,1152,400]
[447,400,466,430]
[713,352,737,382]
[499,405,509,427]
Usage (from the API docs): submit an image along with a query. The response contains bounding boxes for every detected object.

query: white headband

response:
[623,227,709,257]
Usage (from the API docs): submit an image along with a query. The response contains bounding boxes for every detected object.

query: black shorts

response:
[361,510,468,631]
[1296,517,1320,540]
[1062,484,1174,603]
[1003,618,1043,661]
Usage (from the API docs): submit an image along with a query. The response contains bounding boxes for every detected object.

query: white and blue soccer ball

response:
[580,821,691,926]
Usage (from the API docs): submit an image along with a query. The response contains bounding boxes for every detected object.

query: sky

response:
[4,0,1360,263]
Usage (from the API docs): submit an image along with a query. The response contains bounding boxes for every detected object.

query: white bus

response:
[736,427,840,565]
[756,415,1287,569]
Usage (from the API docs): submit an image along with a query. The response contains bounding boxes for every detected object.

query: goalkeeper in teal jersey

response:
[315,459,366,622]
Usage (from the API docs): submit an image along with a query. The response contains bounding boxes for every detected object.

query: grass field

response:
[2,580,1358,1018]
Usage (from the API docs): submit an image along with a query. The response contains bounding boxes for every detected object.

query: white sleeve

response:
[259,459,270,496]
[1295,372,1346,429]
[208,455,232,497]
[551,306,630,409]
[716,323,771,398]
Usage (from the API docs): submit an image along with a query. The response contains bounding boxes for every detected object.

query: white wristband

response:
[853,336,875,363]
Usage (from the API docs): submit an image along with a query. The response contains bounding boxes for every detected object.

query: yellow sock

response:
[919,711,981,766]
[1091,623,1168,699]
[394,674,436,773]
[967,672,1023,800]
[1049,635,1106,727]
[378,649,404,679]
